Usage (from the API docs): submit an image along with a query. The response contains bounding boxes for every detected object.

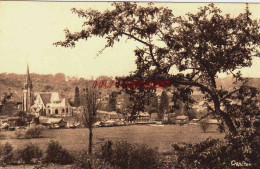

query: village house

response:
[175,115,189,124]
[39,116,67,128]
[96,110,125,122]
[0,116,20,130]
[134,112,152,124]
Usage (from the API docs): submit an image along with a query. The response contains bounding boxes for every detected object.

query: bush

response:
[17,143,43,164]
[0,142,14,166]
[170,134,259,169]
[199,120,209,133]
[171,138,224,168]
[15,130,26,139]
[45,140,74,165]
[25,126,43,138]
[100,140,161,169]
[73,150,113,169]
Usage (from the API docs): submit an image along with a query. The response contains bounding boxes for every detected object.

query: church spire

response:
[25,63,33,89]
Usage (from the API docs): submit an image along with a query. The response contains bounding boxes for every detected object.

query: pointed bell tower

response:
[23,63,33,112]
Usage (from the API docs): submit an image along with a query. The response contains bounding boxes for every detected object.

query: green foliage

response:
[45,140,74,165]
[100,140,161,169]
[17,143,43,164]
[0,142,14,166]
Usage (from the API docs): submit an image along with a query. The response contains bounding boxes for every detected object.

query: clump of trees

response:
[0,142,14,166]
[16,143,43,164]
[54,2,260,167]
[45,140,74,165]
[0,141,74,167]
[15,126,44,139]
[100,140,161,169]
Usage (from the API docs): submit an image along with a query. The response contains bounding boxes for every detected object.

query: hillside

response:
[0,73,259,103]
[0,73,94,102]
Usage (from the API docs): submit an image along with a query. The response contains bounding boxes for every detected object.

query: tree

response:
[74,86,80,107]
[159,91,169,119]
[0,92,13,113]
[199,120,210,133]
[149,95,158,109]
[106,92,117,112]
[54,2,259,134]
[79,87,101,161]
[184,109,197,120]
[43,85,54,92]
[55,3,260,165]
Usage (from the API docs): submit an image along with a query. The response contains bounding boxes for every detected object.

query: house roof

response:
[39,117,65,124]
[207,119,220,124]
[138,112,150,117]
[176,116,189,120]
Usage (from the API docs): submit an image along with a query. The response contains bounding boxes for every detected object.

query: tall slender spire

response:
[25,62,32,89]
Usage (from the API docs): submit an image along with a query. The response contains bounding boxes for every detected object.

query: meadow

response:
[0,124,224,154]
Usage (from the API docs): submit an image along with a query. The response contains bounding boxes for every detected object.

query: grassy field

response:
[0,124,224,154]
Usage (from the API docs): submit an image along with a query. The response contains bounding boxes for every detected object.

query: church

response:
[22,65,73,117]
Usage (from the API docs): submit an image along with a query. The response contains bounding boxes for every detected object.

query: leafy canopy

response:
[54,3,260,135]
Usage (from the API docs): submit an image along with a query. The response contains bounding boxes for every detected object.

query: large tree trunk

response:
[88,128,93,169]
[89,128,93,155]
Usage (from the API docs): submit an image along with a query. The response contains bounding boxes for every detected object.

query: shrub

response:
[199,120,209,133]
[45,140,74,165]
[15,130,26,139]
[0,142,14,166]
[100,140,161,169]
[25,126,43,138]
[73,150,113,169]
[17,143,43,164]
[170,134,259,169]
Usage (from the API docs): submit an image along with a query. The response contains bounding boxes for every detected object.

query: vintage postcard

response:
[0,1,259,168]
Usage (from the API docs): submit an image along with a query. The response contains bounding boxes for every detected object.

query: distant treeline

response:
[0,73,259,102]
[0,73,115,101]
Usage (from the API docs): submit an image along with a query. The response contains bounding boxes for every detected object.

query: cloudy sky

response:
[0,2,259,79]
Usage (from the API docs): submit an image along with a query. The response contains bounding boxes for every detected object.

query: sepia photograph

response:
[0,1,259,168]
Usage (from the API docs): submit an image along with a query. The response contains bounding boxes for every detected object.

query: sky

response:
[0,1,259,79]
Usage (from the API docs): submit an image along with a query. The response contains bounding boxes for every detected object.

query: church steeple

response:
[25,63,33,89]
[23,63,33,112]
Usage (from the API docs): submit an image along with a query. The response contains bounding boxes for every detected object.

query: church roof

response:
[39,93,52,107]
